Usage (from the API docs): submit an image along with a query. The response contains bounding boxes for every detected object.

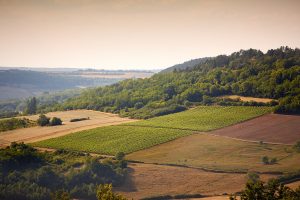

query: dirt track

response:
[0,110,137,147]
[211,114,300,144]
[116,163,278,200]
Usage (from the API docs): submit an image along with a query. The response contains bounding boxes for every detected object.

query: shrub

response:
[50,117,62,126]
[37,114,50,126]
[70,117,89,122]
[262,156,269,165]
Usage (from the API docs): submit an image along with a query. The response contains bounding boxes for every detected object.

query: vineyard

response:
[33,126,192,155]
[126,106,272,131]
[33,106,272,155]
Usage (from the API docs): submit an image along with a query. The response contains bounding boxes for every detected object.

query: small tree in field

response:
[262,156,269,165]
[37,114,50,126]
[50,117,62,126]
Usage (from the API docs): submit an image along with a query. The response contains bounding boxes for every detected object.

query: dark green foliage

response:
[26,97,37,115]
[51,190,71,200]
[0,118,35,132]
[294,141,300,152]
[57,47,300,118]
[0,143,127,200]
[262,156,269,165]
[115,152,125,161]
[37,114,50,126]
[233,180,300,200]
[70,117,89,122]
[50,117,62,126]
[96,184,127,200]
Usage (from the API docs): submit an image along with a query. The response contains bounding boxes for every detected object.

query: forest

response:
[0,143,127,200]
[52,47,300,118]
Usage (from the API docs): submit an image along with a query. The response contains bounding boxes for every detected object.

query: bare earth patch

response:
[211,114,300,144]
[115,163,276,200]
[0,110,137,147]
[220,95,276,103]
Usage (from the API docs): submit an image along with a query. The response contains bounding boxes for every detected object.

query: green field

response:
[33,126,192,155]
[33,106,272,155]
[126,106,272,131]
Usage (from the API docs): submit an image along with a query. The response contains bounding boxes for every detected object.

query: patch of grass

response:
[126,106,272,132]
[33,126,192,155]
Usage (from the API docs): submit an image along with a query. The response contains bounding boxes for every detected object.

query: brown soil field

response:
[115,163,277,200]
[0,110,137,147]
[127,133,300,173]
[220,95,276,103]
[211,114,300,145]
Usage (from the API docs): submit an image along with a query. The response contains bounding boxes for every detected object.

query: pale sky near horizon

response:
[0,0,300,70]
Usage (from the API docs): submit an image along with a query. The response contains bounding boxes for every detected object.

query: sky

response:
[0,0,300,70]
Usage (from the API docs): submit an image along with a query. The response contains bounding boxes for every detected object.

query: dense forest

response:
[46,47,299,118]
[0,143,127,200]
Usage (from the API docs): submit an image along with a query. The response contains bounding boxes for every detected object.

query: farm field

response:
[33,126,192,155]
[126,134,300,173]
[0,110,136,147]
[211,113,300,144]
[220,95,276,103]
[115,163,278,200]
[32,106,271,155]
[126,106,272,131]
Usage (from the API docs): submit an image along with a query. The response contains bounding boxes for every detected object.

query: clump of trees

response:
[52,47,300,119]
[37,114,62,126]
[230,180,300,200]
[262,156,277,165]
[0,143,128,200]
[25,97,37,115]
[0,118,36,132]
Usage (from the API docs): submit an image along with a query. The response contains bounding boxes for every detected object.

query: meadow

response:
[126,106,272,131]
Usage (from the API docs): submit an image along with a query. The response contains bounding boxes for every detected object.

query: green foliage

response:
[50,117,62,126]
[115,152,125,161]
[0,143,127,200]
[262,156,269,165]
[294,141,300,152]
[51,190,71,200]
[37,114,50,126]
[53,47,300,118]
[0,117,35,132]
[25,97,37,115]
[234,180,300,200]
[96,184,127,200]
[70,117,89,122]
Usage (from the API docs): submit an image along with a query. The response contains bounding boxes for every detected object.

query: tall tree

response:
[25,97,37,115]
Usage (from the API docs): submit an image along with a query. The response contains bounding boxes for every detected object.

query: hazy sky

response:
[0,0,300,70]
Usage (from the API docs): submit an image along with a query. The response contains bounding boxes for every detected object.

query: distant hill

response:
[2,47,299,117]
[161,57,208,73]
[0,68,154,100]
[53,47,300,118]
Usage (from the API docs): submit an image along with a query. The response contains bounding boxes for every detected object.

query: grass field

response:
[33,126,192,155]
[126,106,272,131]
[127,134,300,173]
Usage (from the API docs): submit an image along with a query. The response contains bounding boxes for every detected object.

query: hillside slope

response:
[51,47,300,118]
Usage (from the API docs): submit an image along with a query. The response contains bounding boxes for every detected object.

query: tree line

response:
[48,47,300,118]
